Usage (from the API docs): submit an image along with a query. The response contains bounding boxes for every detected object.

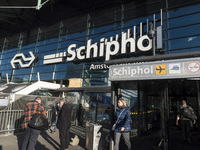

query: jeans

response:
[59,128,70,150]
[54,116,58,131]
[114,132,131,150]
[21,127,41,150]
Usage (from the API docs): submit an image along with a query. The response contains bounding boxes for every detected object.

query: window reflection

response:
[168,35,200,50]
[168,24,200,39]
[82,92,111,128]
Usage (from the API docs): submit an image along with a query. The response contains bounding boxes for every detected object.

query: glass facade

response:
[118,79,200,149]
[0,0,199,86]
[1,1,200,149]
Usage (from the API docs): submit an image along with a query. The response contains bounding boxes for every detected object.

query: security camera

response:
[148,29,155,39]
[148,22,155,39]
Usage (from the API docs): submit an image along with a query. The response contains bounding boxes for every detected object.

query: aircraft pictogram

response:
[156,66,165,73]
[155,64,166,75]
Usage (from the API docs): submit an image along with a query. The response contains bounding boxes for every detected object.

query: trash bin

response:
[85,122,102,150]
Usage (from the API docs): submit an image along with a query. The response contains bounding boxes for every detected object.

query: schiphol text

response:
[66,29,152,61]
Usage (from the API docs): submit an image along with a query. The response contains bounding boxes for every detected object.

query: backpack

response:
[182,106,198,121]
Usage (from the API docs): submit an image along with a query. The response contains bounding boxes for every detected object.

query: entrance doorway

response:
[118,79,200,150]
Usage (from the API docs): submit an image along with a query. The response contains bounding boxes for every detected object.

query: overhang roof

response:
[0,0,133,38]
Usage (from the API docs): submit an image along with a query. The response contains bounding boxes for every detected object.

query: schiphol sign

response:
[43,28,157,65]
[10,10,163,69]
[109,57,200,81]
[43,9,164,65]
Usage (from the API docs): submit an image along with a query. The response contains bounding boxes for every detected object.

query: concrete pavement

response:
[0,127,86,150]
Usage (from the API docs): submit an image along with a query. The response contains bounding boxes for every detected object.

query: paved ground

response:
[0,127,86,150]
[0,126,200,150]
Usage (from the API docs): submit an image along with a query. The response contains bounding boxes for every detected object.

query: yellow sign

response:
[68,78,82,87]
[155,64,166,75]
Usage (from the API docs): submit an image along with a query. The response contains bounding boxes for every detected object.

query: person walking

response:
[114,98,131,150]
[176,99,197,144]
[21,97,46,150]
[52,99,64,134]
[57,98,74,150]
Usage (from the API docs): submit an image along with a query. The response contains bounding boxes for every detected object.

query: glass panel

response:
[58,36,86,50]
[82,92,111,128]
[119,80,164,149]
[83,63,109,86]
[168,3,200,18]
[119,81,138,132]
[32,65,54,73]
[168,13,200,28]
[55,62,83,72]
[65,92,82,125]
[168,24,200,39]
[21,29,38,51]
[168,35,200,50]
[168,79,199,149]
[0,64,12,71]
[168,0,200,11]
[2,51,18,59]
[66,69,82,79]
[37,43,58,52]
[31,72,53,81]
[14,68,32,75]
[54,71,66,80]
[11,74,30,83]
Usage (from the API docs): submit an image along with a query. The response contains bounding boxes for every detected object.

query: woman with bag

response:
[114,98,131,150]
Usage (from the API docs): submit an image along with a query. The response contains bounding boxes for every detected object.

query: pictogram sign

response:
[155,64,166,75]
[187,62,200,73]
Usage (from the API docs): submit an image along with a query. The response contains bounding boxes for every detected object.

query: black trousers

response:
[21,127,41,150]
[59,128,70,150]
[180,120,192,140]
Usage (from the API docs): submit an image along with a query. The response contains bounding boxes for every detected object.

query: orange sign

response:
[155,64,166,75]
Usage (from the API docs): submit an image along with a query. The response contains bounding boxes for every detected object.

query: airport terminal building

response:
[0,0,200,149]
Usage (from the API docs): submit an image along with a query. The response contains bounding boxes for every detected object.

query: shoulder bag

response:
[28,104,49,130]
[112,109,125,131]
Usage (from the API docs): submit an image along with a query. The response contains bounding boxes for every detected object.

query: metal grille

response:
[0,109,54,133]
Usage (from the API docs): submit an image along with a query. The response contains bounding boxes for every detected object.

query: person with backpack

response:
[21,97,46,150]
[176,99,197,144]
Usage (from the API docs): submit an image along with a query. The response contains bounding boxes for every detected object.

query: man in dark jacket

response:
[176,99,196,144]
[21,97,46,150]
[57,97,74,150]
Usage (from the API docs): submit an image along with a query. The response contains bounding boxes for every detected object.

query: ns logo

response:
[10,52,37,69]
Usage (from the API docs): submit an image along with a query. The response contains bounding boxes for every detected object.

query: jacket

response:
[22,100,46,129]
[114,106,131,133]
[57,103,73,130]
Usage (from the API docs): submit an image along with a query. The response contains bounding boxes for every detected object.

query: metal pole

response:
[137,81,141,136]
[196,80,200,129]
[109,81,118,150]
[6,73,9,83]
[163,80,170,150]
[153,14,156,56]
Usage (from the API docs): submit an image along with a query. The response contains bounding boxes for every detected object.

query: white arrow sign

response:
[10,51,36,69]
